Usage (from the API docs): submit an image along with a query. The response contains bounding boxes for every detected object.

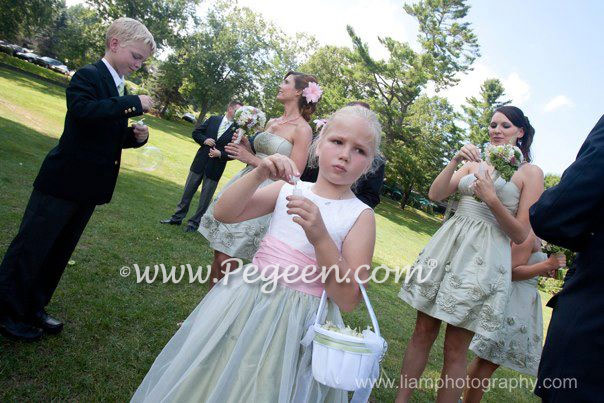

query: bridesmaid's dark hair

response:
[284,71,320,122]
[494,105,535,163]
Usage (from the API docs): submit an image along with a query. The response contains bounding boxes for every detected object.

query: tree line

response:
[2,0,552,209]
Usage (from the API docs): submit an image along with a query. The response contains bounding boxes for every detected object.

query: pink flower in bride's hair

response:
[302,82,322,104]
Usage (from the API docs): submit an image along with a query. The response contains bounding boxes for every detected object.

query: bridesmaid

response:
[464,231,566,402]
[198,71,320,286]
[396,106,544,402]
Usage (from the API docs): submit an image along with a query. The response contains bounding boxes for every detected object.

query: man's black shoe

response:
[31,310,63,335]
[160,218,181,225]
[184,225,198,233]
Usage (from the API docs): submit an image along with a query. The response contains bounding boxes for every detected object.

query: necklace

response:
[275,114,302,126]
[310,185,350,205]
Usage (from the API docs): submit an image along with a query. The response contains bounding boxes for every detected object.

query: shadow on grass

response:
[1,115,221,401]
[0,66,198,145]
[0,67,66,99]
[375,198,442,237]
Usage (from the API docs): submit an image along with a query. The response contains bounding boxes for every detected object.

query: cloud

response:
[503,72,530,106]
[429,62,494,107]
[544,95,574,112]
[426,61,531,110]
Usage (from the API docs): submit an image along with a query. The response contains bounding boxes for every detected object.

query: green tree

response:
[404,0,480,89]
[245,31,318,120]
[462,78,510,146]
[298,45,365,118]
[0,0,63,43]
[86,0,200,48]
[147,58,188,118]
[347,0,479,207]
[385,96,465,208]
[148,2,318,123]
[36,4,104,68]
[544,173,561,189]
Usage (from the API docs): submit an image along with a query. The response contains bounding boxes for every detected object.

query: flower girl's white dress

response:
[132,181,370,402]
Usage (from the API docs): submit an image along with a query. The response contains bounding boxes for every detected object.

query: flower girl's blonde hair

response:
[308,105,383,175]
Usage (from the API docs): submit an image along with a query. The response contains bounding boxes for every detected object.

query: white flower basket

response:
[311,283,386,393]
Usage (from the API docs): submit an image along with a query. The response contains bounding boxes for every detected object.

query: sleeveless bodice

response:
[253,131,293,159]
[252,181,371,297]
[456,173,521,223]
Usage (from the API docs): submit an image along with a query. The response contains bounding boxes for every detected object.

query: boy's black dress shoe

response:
[31,310,63,335]
[0,315,43,341]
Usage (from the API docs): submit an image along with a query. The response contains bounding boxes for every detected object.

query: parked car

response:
[182,112,196,123]
[0,42,12,55]
[1,44,26,56]
[15,51,43,64]
[40,57,70,75]
[382,182,403,201]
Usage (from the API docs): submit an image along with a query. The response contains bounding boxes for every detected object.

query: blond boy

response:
[0,18,155,341]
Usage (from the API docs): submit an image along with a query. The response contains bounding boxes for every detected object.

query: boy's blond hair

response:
[105,17,156,54]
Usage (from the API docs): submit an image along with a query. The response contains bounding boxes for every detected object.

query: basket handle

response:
[313,282,381,338]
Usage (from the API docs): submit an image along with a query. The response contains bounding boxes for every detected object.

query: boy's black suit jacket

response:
[34,60,146,205]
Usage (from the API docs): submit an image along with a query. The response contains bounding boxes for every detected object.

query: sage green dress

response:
[469,251,547,376]
[398,173,520,338]
[198,131,293,260]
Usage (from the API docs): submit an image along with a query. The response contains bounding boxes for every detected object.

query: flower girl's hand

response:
[285,195,329,245]
[472,169,497,204]
[454,143,481,163]
[257,154,299,183]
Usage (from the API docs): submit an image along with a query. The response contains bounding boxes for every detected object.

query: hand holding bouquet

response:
[233,106,267,144]
[484,143,524,181]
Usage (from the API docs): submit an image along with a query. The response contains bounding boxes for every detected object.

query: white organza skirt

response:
[131,268,347,403]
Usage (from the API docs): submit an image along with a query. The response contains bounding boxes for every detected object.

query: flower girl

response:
[131,105,382,402]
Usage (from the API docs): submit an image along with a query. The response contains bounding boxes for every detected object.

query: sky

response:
[68,0,604,174]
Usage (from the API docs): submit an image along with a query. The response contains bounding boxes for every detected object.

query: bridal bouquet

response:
[484,143,524,181]
[233,106,267,144]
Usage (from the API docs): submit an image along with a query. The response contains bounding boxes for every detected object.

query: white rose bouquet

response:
[484,143,524,181]
[233,105,267,144]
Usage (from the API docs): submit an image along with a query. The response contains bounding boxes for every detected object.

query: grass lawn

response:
[0,66,548,402]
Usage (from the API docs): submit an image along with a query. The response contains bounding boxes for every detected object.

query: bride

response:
[198,71,322,286]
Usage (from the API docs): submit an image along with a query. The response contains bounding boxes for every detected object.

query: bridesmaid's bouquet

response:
[233,106,267,144]
[484,143,524,181]
[542,240,574,280]
[472,143,523,202]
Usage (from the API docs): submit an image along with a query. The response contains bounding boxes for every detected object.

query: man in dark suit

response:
[160,101,242,232]
[0,18,155,341]
[530,114,604,401]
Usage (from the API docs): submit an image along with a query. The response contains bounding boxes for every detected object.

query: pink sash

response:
[252,235,324,297]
